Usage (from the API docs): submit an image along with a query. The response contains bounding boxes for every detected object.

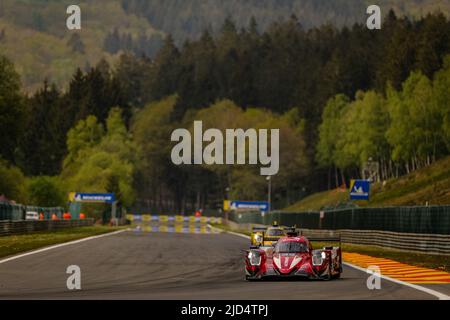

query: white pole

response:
[267,176,271,214]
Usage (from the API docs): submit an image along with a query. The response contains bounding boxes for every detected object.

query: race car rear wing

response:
[252,227,267,232]
[306,236,341,247]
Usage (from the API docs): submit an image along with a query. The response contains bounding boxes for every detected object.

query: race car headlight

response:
[312,251,326,266]
[254,234,263,243]
[248,251,261,266]
[312,255,323,266]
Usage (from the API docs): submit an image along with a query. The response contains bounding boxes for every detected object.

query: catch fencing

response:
[226,220,450,255]
[229,205,450,235]
[0,202,65,221]
[299,228,450,255]
[0,219,95,236]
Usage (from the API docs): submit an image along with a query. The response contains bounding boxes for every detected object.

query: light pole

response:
[266,176,271,214]
[225,187,230,222]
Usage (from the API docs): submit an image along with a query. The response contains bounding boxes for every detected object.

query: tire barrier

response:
[0,219,95,237]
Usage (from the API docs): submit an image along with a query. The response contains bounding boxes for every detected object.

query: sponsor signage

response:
[230,201,269,212]
[71,193,116,204]
[350,180,370,201]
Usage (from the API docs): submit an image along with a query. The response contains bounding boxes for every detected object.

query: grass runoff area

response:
[0,226,127,259]
[285,156,450,211]
[211,224,450,273]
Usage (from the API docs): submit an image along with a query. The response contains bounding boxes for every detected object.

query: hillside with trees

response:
[0,0,162,92]
[121,0,450,42]
[0,4,450,213]
[0,0,449,91]
[286,155,450,211]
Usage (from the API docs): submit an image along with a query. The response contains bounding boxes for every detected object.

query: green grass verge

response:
[0,225,128,259]
[212,224,450,273]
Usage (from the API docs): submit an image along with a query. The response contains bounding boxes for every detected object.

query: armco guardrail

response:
[226,220,450,255]
[299,229,450,255]
[0,219,95,236]
[229,205,450,235]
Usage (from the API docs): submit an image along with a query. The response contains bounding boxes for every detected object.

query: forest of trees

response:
[317,62,450,188]
[103,28,164,58]
[120,0,450,44]
[0,11,449,213]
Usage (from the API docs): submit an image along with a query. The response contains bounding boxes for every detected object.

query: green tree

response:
[63,115,104,171]
[375,14,416,91]
[333,95,360,174]
[0,158,28,203]
[18,82,65,176]
[386,84,415,170]
[114,54,151,108]
[189,100,308,206]
[63,108,136,207]
[147,35,180,102]
[0,56,25,163]
[415,13,450,79]
[385,71,440,172]
[27,176,65,207]
[67,33,85,54]
[132,96,182,211]
[316,94,350,168]
[405,72,441,164]
[355,91,390,168]
[433,55,450,152]
[316,94,350,188]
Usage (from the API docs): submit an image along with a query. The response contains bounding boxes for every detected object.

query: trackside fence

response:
[226,220,450,255]
[229,205,450,235]
[0,202,65,221]
[228,206,450,254]
[0,219,95,237]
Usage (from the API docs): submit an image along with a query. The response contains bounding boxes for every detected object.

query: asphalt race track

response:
[0,228,440,299]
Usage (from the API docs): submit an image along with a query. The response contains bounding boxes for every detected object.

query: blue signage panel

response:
[230,201,269,212]
[350,180,370,201]
[74,193,116,204]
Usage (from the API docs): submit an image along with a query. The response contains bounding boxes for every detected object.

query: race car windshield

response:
[266,229,284,237]
[275,241,308,253]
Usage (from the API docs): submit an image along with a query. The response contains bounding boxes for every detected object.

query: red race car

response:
[245,231,342,281]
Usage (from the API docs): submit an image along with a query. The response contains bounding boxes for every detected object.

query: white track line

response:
[0,229,129,265]
[2,226,448,300]
[226,230,252,240]
[220,227,450,300]
[343,261,449,300]
[208,224,250,239]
